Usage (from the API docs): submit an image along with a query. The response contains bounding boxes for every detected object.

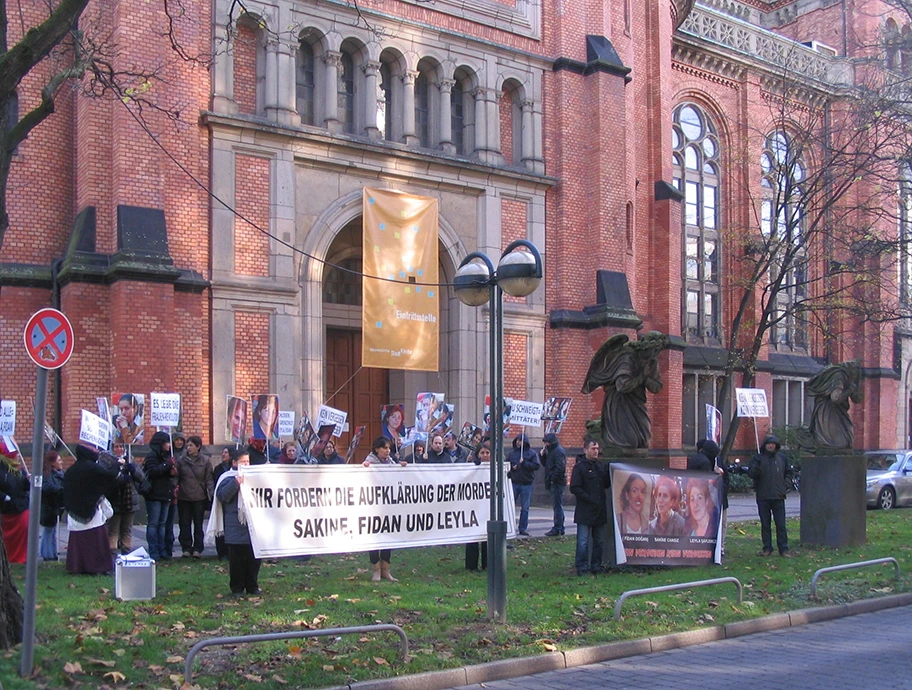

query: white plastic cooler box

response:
[115,552,156,601]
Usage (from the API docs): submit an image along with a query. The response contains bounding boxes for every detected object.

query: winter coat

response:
[177,452,214,502]
[143,431,177,502]
[542,438,567,487]
[506,434,540,485]
[216,474,250,545]
[687,440,728,509]
[316,452,346,465]
[0,463,29,515]
[748,435,793,501]
[40,468,65,526]
[444,445,469,463]
[107,460,144,514]
[423,448,450,464]
[569,454,609,526]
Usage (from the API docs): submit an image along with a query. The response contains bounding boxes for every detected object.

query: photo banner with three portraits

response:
[362,187,439,371]
[610,463,723,566]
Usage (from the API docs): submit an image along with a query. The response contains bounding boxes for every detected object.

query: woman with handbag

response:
[63,444,119,574]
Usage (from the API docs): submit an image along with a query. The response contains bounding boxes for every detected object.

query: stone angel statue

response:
[581,331,670,449]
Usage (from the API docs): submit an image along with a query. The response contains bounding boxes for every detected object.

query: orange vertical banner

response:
[362,187,439,371]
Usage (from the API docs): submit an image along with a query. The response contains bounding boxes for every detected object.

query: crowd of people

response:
[0,425,797,595]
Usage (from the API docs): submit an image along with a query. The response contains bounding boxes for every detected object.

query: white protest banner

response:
[735,388,769,418]
[0,400,15,436]
[79,409,111,450]
[278,410,295,438]
[317,405,347,438]
[509,400,544,427]
[149,393,181,428]
[239,464,518,558]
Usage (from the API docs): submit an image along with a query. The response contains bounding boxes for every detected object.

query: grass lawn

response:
[2,509,911,689]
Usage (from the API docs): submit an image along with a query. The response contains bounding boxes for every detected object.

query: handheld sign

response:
[735,388,769,418]
[278,410,295,438]
[23,308,74,370]
[509,400,544,427]
[79,409,112,450]
[0,400,15,436]
[317,405,347,438]
[150,393,181,428]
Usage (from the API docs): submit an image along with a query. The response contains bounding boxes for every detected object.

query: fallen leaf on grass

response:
[171,622,186,631]
[87,658,116,668]
[288,645,303,659]
[243,673,263,681]
[113,649,126,657]
[373,657,389,666]
[104,671,126,682]
[542,642,557,652]
[166,655,184,664]
[272,675,289,684]
[63,661,83,674]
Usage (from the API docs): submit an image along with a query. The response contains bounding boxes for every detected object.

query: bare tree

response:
[716,58,912,459]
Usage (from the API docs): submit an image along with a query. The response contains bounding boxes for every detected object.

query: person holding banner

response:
[570,437,609,576]
[0,437,30,564]
[507,433,540,536]
[213,450,264,596]
[143,431,178,562]
[104,442,145,556]
[63,445,119,574]
[362,437,407,582]
[212,447,236,560]
[465,441,491,571]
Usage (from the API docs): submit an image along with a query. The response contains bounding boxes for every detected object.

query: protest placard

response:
[610,463,722,566]
[0,400,15,436]
[79,409,112,450]
[149,393,181,428]
[735,388,769,417]
[278,410,295,438]
[317,405,347,437]
[509,400,544,427]
[240,464,517,558]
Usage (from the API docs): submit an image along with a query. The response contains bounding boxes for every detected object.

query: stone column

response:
[363,60,382,141]
[520,99,534,169]
[472,87,502,164]
[437,78,455,154]
[401,70,419,147]
[212,26,237,114]
[264,38,280,120]
[323,51,342,133]
[274,40,300,126]
[531,104,545,174]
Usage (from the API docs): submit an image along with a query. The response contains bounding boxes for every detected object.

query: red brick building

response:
[2,0,909,459]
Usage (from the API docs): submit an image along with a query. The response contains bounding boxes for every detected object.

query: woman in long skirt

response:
[63,445,118,574]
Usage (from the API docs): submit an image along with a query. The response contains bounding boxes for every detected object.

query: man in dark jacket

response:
[507,433,540,536]
[422,433,449,463]
[542,433,567,536]
[443,432,469,463]
[687,439,728,552]
[569,436,609,575]
[143,431,177,561]
[748,435,793,557]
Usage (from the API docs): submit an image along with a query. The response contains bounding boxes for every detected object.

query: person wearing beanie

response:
[63,444,119,574]
[542,432,567,537]
[0,437,30,564]
[143,431,177,561]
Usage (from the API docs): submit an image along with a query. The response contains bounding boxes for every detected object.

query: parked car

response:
[865,451,912,510]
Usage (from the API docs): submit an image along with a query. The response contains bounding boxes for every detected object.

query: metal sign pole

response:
[20,366,48,677]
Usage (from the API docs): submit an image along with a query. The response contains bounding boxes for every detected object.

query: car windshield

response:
[866,454,904,471]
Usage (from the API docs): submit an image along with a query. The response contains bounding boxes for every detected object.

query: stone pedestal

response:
[799,455,866,548]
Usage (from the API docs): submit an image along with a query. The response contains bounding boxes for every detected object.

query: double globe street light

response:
[453,239,543,622]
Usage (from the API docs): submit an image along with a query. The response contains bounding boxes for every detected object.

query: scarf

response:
[204,469,247,545]
[0,454,22,475]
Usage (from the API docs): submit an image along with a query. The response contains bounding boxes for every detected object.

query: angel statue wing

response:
[581,333,629,394]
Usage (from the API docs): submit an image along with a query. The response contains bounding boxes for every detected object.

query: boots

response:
[371,562,381,582]
[380,561,398,582]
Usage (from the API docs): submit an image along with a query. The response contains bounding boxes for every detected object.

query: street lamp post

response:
[454,240,542,623]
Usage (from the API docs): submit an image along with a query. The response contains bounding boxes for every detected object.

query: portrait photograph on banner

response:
[310,424,337,459]
[111,392,144,445]
[346,425,367,463]
[610,463,723,567]
[430,403,454,436]
[380,404,406,447]
[415,392,443,433]
[361,187,439,371]
[252,394,280,441]
[457,422,483,450]
[226,395,248,444]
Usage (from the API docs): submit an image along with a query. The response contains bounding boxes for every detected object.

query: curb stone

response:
[347,593,912,690]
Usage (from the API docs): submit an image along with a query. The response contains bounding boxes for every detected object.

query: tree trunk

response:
[0,529,24,649]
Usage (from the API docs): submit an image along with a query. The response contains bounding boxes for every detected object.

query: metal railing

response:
[810,558,900,598]
[614,577,743,621]
[184,624,408,684]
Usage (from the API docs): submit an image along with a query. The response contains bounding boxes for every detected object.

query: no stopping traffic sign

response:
[23,308,74,369]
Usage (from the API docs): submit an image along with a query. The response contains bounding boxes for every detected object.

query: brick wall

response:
[234,155,271,276]
[234,311,270,401]
[503,332,527,400]
[234,25,258,115]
